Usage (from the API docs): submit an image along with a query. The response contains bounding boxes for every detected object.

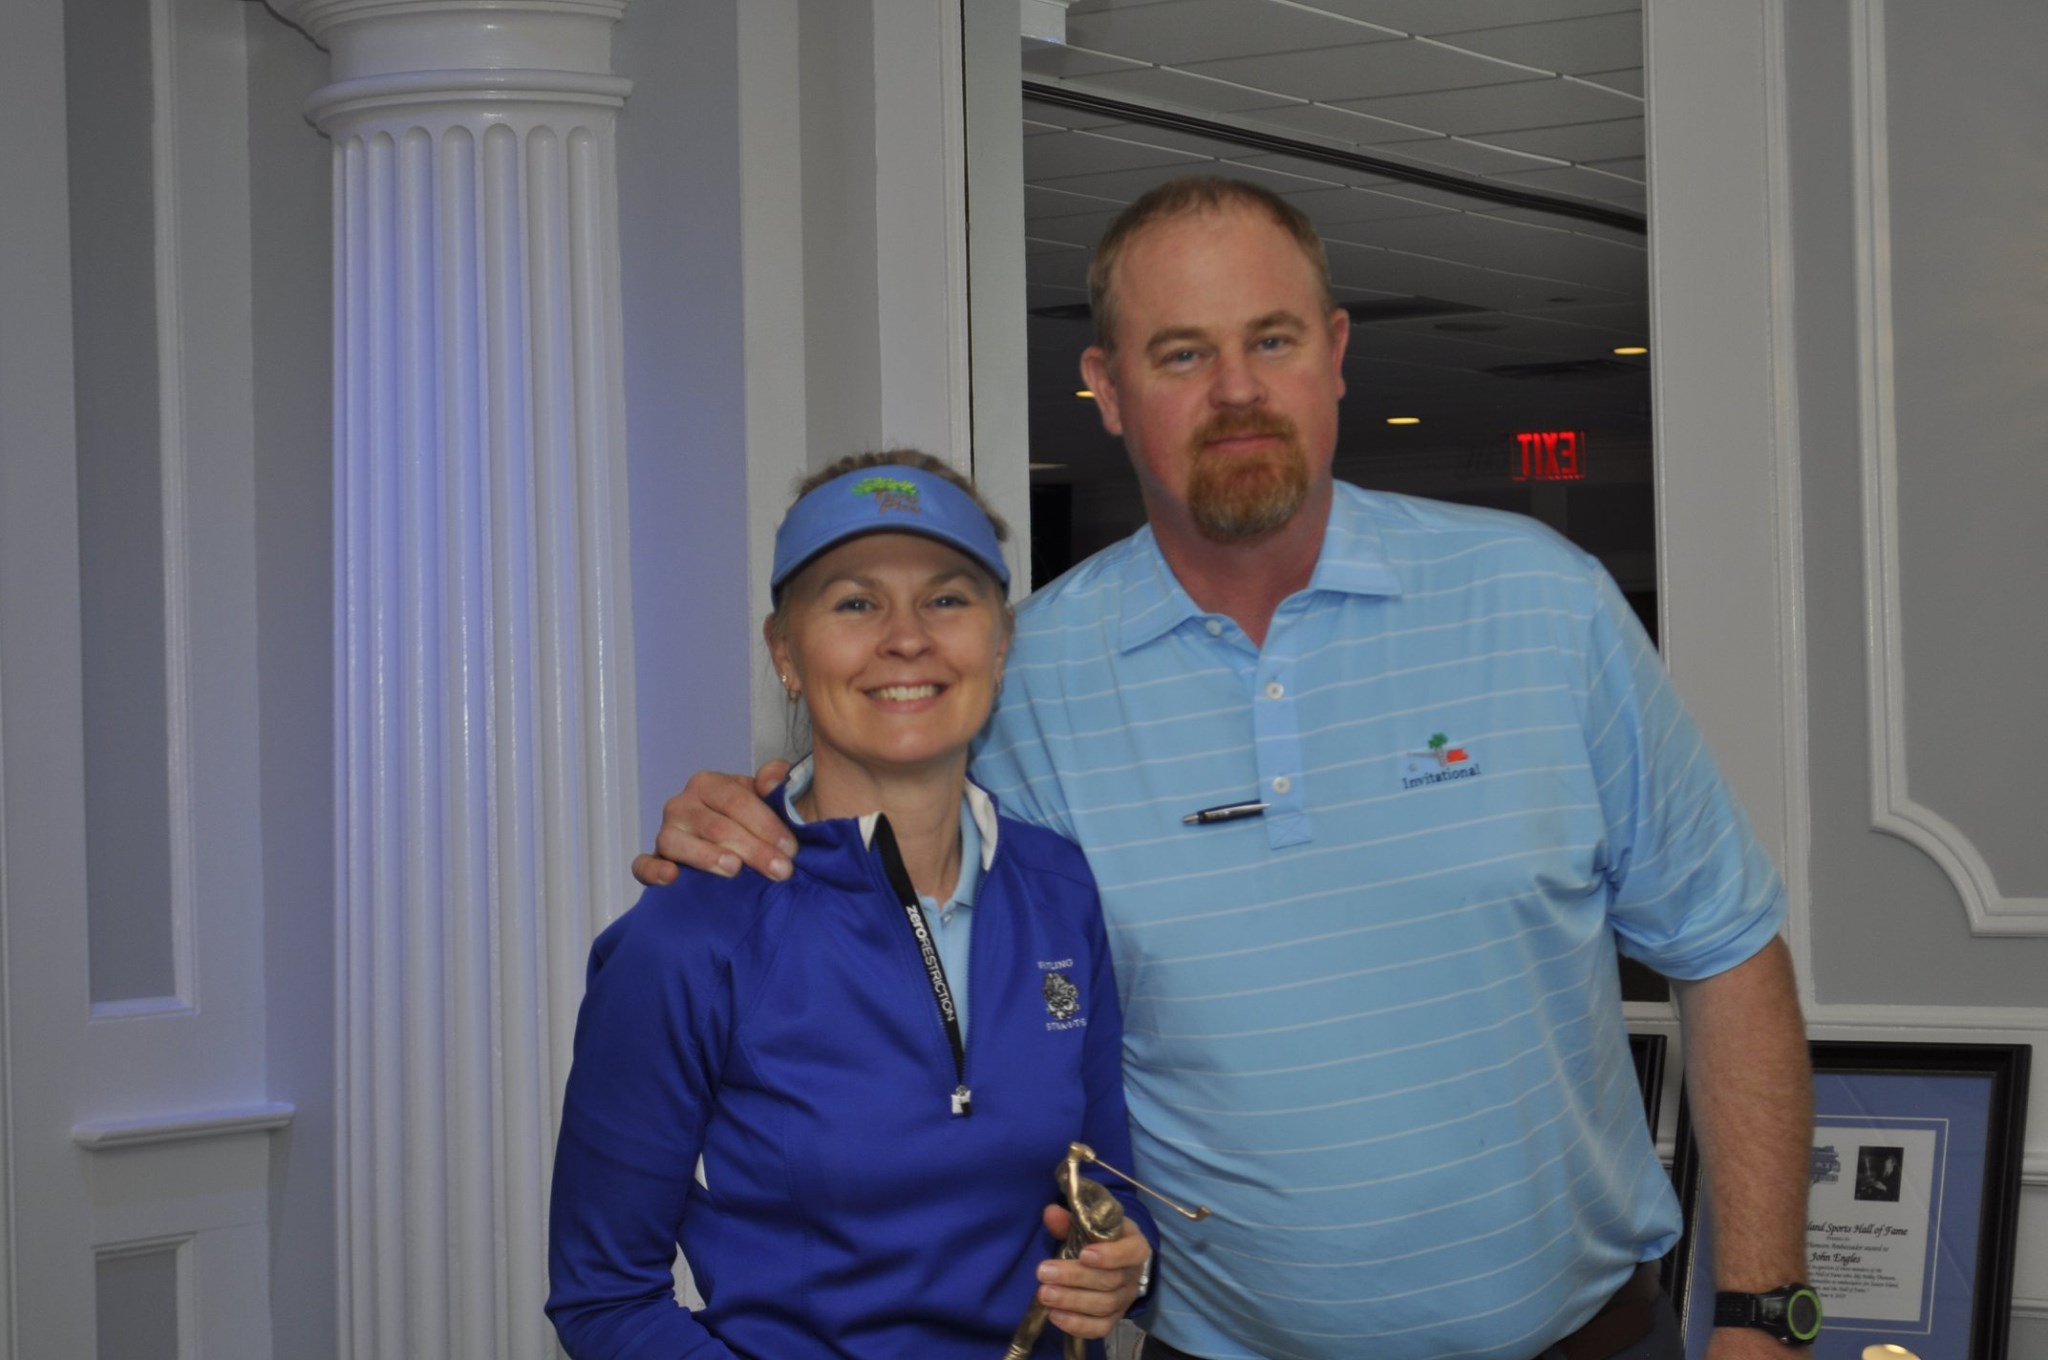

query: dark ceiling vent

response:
[1028,302,1093,321]
[1484,358,1643,381]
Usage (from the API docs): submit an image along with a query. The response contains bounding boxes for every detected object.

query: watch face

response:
[1785,1288,1823,1342]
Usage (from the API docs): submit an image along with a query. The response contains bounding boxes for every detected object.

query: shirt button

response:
[941,910,955,926]
[1272,775,1293,795]
[1264,680,1285,700]
[1204,619,1223,637]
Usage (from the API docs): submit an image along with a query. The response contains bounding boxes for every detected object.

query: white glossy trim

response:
[305,69,632,126]
[1641,0,1793,864]
[939,3,973,471]
[1760,0,1816,1001]
[152,0,200,1010]
[73,1102,295,1151]
[1850,0,2048,936]
[961,0,1033,589]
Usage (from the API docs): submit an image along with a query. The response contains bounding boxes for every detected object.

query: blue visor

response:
[770,465,1010,596]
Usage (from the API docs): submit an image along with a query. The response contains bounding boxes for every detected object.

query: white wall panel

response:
[3,0,290,1354]
[1851,0,2048,938]
[1779,0,2048,1344]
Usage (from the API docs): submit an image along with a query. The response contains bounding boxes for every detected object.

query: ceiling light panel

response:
[1065,0,1402,68]
[1332,78,1640,136]
[1186,38,1540,103]
[1021,129,1210,180]
[1281,185,1458,230]
[1489,163,1645,206]
[1296,0,1639,38]
[1433,11,1644,74]
[1221,101,1442,146]
[1364,137,1567,177]
[1471,116,1643,163]
[1575,68,1643,96]
[1053,64,1308,114]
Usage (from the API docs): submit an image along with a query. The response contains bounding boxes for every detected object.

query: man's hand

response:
[629,762,796,886]
[1035,1205,1149,1340]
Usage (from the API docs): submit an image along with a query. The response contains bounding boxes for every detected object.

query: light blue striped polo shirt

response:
[969,484,1784,1360]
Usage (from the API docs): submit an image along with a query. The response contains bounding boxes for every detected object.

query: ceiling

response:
[1015,0,1654,553]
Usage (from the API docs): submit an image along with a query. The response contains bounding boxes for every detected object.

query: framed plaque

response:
[1666,1041,2030,1359]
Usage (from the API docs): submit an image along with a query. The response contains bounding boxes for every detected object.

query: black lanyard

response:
[871,815,972,1117]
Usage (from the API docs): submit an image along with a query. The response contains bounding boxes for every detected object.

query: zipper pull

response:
[951,1085,973,1117]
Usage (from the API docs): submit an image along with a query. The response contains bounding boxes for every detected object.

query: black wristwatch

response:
[1714,1284,1823,1345]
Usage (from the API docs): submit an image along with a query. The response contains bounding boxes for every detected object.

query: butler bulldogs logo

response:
[1043,970,1080,1021]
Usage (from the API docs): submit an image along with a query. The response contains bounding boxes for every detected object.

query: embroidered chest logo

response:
[1401,731,1483,790]
[850,475,922,515]
[1037,958,1086,1030]
[1043,971,1080,1020]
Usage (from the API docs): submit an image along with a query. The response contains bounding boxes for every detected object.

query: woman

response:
[547,452,1152,1359]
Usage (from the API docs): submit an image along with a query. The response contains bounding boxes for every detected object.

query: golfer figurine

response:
[1004,1143,1210,1359]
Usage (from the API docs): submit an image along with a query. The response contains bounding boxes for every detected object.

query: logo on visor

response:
[851,476,922,515]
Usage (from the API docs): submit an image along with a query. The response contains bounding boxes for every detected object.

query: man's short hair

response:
[1087,176,1335,352]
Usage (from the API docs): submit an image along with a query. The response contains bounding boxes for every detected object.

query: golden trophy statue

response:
[1003,1142,1210,1360]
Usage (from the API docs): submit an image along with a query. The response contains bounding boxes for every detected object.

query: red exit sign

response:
[1514,430,1587,482]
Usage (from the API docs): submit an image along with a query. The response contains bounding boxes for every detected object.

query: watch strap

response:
[1713,1284,1823,1345]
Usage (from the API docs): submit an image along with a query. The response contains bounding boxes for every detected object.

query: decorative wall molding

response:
[151,0,201,1012]
[73,1101,295,1151]
[1850,0,2048,936]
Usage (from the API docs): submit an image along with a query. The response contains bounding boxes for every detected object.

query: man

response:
[637,178,1813,1360]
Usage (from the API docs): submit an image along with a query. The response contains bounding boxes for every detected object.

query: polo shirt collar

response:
[1114,488,1405,654]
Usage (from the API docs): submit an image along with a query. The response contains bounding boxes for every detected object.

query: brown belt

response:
[1543,1260,1665,1360]
[1142,1262,1666,1360]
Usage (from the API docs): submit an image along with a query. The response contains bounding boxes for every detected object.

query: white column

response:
[267,3,639,1356]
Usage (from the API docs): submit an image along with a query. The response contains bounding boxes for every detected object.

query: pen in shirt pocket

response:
[1182,800,1269,826]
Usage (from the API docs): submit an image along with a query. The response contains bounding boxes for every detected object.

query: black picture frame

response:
[1666,1040,2030,1360]
[1628,1031,1667,1144]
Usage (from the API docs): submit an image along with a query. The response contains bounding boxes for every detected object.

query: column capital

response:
[267,0,631,133]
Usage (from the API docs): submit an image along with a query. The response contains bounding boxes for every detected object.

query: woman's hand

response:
[1035,1205,1151,1340]
[630,761,796,885]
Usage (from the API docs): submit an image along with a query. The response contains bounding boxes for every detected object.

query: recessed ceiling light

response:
[1075,389,1095,399]
[1386,416,1421,426]
[1612,345,1649,356]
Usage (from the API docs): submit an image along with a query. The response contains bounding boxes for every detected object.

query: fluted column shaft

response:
[273,3,638,1356]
